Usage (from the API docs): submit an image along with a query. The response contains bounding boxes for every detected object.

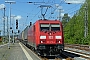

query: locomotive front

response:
[36,20,64,55]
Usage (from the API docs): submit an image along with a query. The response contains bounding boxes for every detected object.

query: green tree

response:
[62,13,70,28]
[64,0,90,45]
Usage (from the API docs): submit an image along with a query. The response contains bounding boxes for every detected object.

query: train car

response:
[18,26,28,44]
[28,19,64,55]
[19,19,64,56]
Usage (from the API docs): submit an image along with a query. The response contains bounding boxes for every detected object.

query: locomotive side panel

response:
[27,21,41,49]
[34,21,41,47]
[27,25,37,49]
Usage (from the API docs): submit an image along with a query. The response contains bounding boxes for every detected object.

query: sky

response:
[0,0,85,36]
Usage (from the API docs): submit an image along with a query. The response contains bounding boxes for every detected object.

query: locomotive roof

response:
[35,19,62,24]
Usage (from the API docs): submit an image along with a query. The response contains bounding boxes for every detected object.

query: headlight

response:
[41,41,43,43]
[56,40,61,43]
[40,39,46,43]
[58,41,61,43]
[40,36,46,39]
[55,36,62,39]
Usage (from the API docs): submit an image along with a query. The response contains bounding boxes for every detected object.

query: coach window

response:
[40,24,49,31]
[51,24,60,31]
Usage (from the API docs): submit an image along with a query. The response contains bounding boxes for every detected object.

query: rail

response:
[65,44,90,51]
[65,44,90,60]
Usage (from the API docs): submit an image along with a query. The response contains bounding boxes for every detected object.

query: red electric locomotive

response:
[26,19,64,56]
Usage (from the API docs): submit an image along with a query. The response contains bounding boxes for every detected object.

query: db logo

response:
[49,36,53,39]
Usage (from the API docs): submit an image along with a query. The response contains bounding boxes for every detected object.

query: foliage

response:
[63,0,90,45]
[62,13,70,28]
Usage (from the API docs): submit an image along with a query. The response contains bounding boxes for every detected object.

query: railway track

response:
[65,44,90,60]
[37,50,80,60]
[25,43,90,60]
[65,44,90,51]
[41,57,74,60]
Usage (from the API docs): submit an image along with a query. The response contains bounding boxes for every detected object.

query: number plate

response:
[49,36,53,39]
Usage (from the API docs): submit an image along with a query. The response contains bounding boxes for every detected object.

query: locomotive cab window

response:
[40,24,49,31]
[51,24,60,31]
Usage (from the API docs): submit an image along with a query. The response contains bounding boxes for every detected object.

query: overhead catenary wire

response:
[65,4,81,13]
[8,1,42,18]
[3,0,83,29]
[42,0,81,20]
[5,0,82,21]
[5,0,81,20]
[30,10,41,21]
